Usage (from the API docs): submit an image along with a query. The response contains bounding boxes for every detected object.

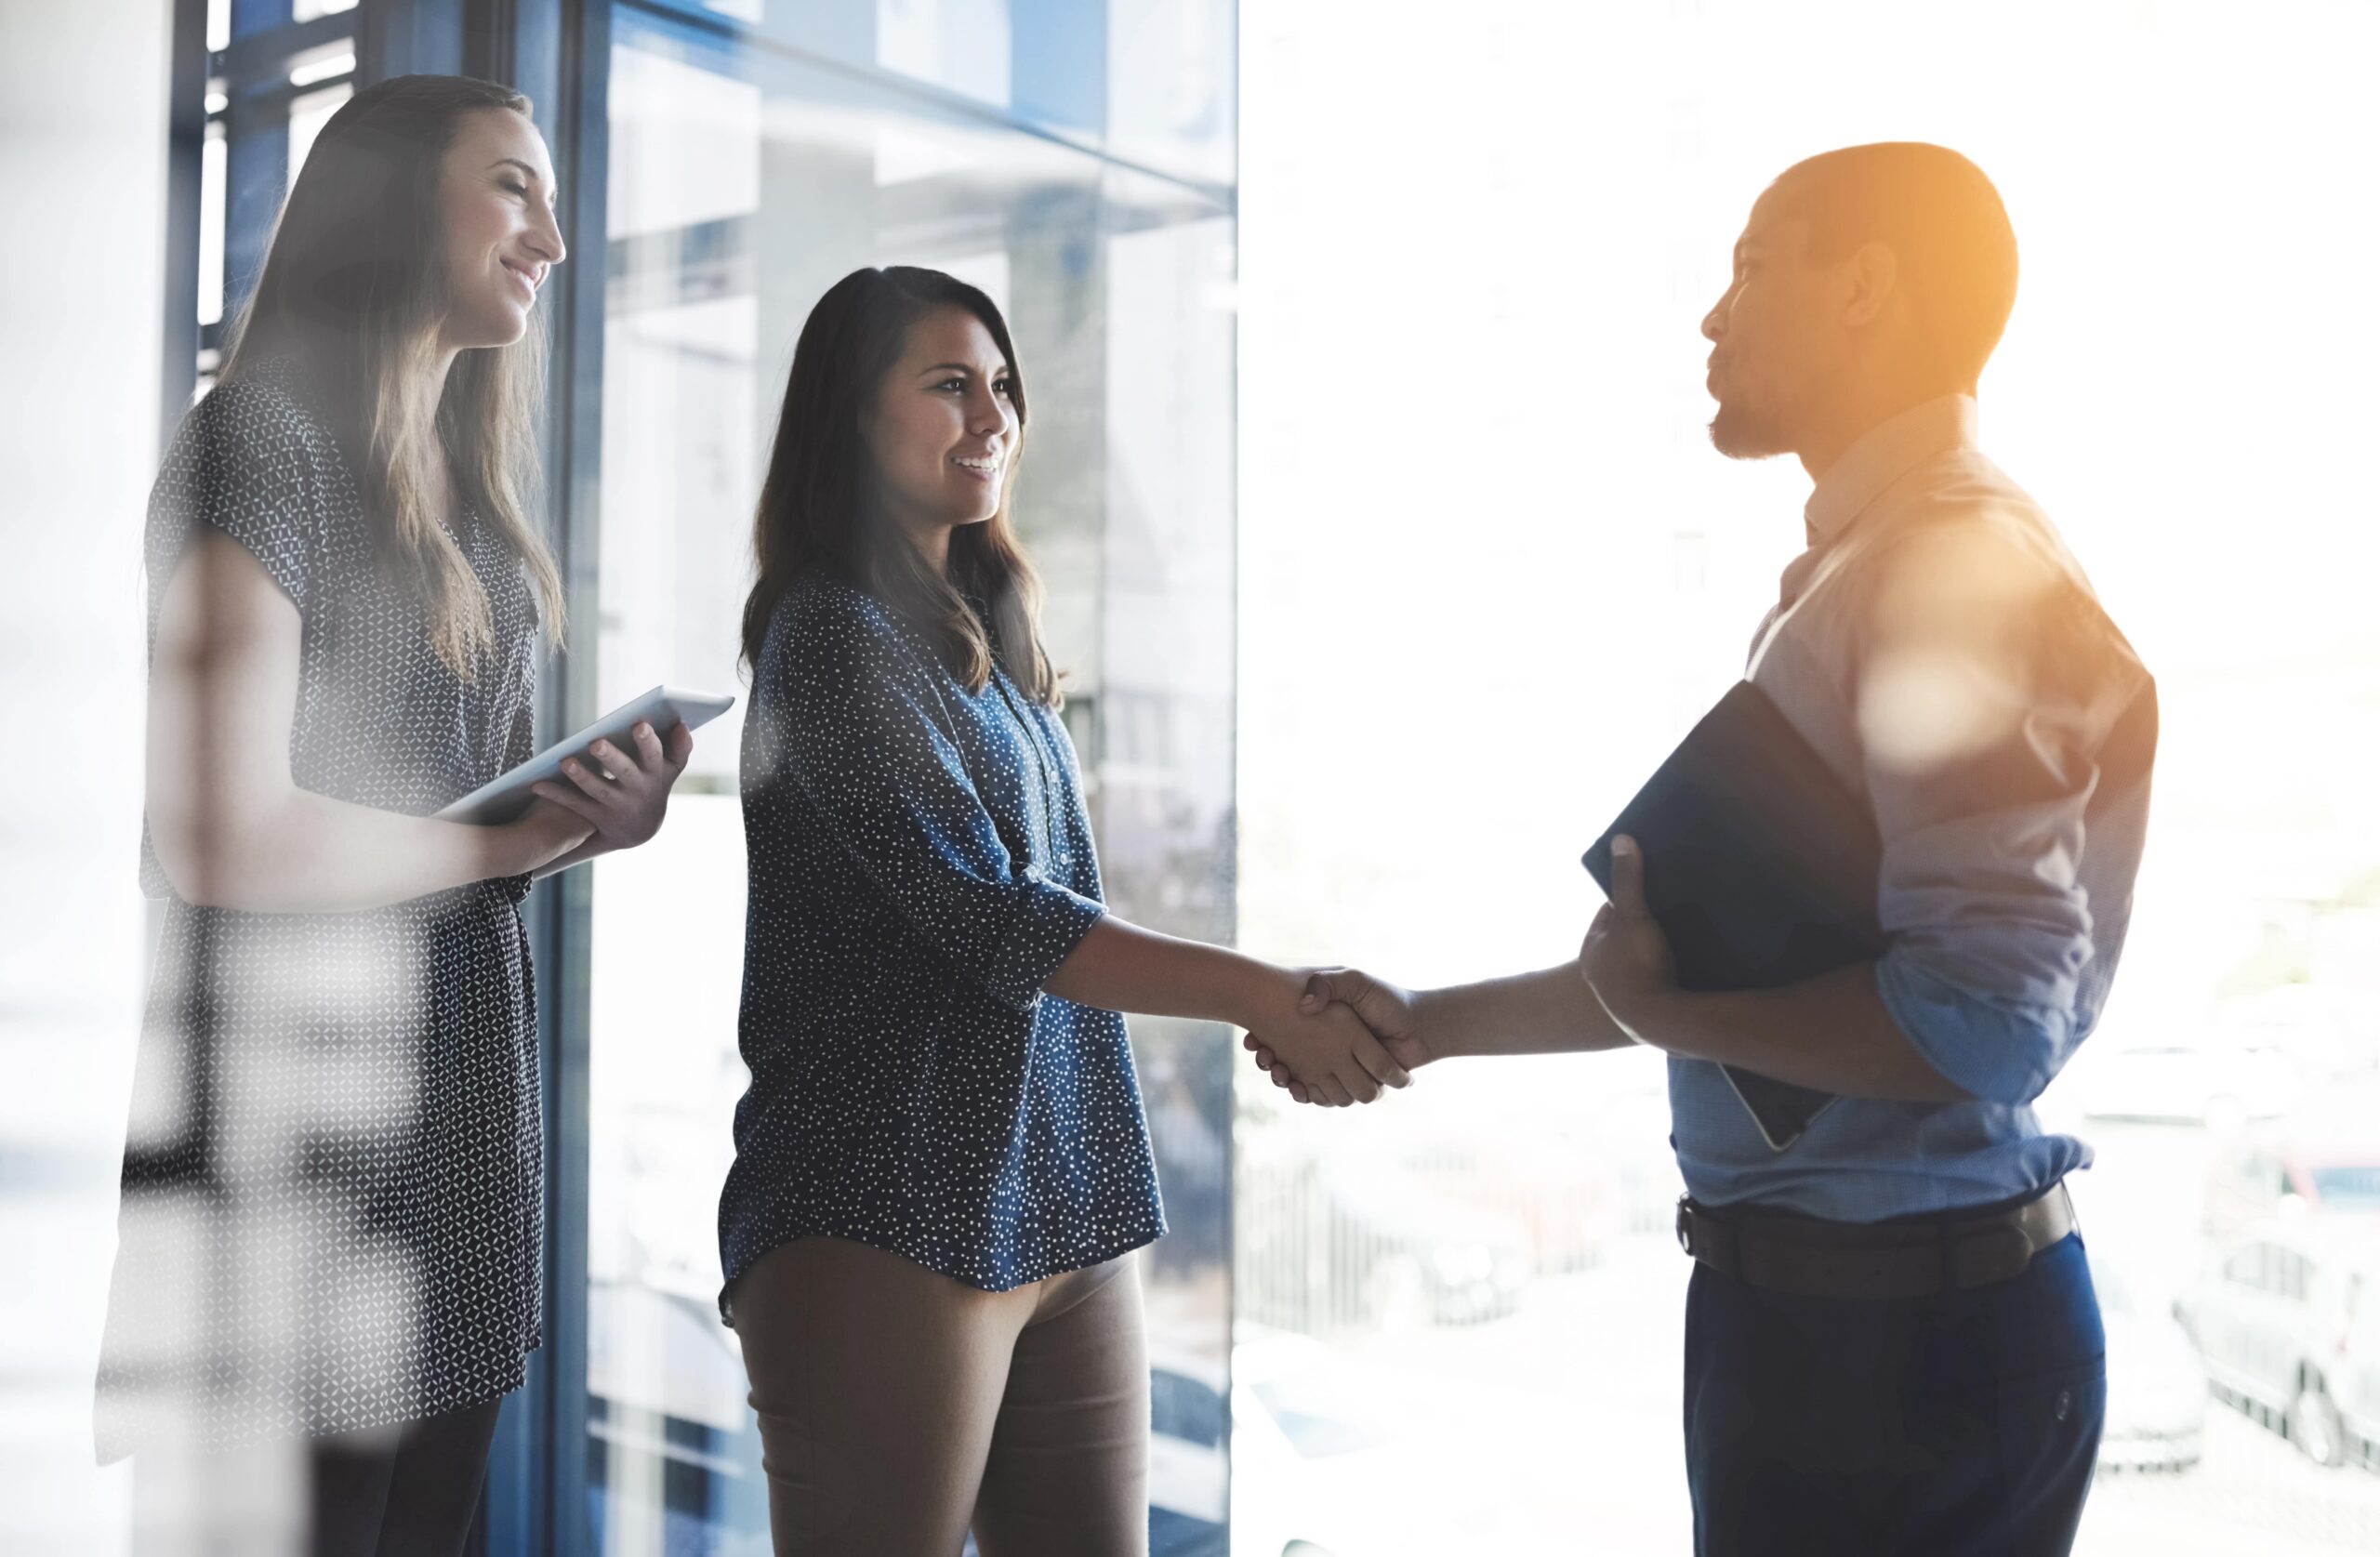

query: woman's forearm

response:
[530,833,612,881]
[1043,915,1288,1030]
[164,789,584,913]
[147,529,591,913]
[1417,960,1634,1060]
[1051,915,1408,1104]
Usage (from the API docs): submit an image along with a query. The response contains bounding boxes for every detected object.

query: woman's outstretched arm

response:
[1045,916,1411,1107]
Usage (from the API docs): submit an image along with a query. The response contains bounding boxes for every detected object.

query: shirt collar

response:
[1802,393,1978,545]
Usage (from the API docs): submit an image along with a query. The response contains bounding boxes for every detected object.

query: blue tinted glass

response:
[588,7,1235,1552]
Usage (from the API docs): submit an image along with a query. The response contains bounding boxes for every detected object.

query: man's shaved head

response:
[1764,141,2019,393]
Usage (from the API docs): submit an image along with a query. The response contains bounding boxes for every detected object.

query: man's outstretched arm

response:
[1253,836,1972,1106]
[1246,958,1633,1103]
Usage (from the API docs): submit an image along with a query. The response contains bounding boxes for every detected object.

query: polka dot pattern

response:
[95,358,545,1461]
[721,574,1167,1309]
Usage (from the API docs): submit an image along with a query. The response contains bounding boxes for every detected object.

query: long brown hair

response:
[741,266,1058,704]
[222,73,564,677]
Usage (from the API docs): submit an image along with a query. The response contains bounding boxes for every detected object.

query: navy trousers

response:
[1684,1232,2104,1557]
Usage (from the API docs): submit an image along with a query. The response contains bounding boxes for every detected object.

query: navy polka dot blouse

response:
[719,572,1167,1309]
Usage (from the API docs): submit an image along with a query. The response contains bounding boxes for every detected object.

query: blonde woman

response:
[97,75,689,1554]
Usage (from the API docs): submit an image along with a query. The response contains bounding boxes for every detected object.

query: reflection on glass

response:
[200,121,226,328]
[286,84,350,189]
[587,4,1236,1552]
[878,0,1012,109]
[638,0,1226,172]
[1107,0,1236,186]
[286,41,357,88]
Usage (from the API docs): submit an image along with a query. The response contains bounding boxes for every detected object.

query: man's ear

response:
[1842,240,1899,329]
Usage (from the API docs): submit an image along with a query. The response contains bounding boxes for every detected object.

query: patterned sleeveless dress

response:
[95,358,545,1460]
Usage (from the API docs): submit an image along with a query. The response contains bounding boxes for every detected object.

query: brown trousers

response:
[729,1236,1150,1557]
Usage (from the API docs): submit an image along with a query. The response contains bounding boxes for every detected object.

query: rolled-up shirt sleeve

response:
[1860,533,2137,1107]
[770,588,1104,1009]
[1871,786,2094,1106]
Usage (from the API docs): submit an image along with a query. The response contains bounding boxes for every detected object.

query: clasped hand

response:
[528,719,695,853]
[1243,967,1433,1108]
[1574,834,1680,1040]
[1246,835,1685,1105]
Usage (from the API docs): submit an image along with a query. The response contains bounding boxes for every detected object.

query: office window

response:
[582,4,1235,1551]
[177,0,359,396]
[1236,4,2380,1552]
[632,0,1234,154]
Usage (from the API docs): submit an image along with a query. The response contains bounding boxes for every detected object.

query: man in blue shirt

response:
[1249,143,2155,1555]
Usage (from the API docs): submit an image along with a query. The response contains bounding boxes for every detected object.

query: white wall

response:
[0,0,172,1550]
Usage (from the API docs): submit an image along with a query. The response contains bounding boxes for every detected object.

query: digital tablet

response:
[436,684,737,825]
[1581,680,1883,1153]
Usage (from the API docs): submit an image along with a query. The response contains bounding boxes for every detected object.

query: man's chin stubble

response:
[1707,414,1785,462]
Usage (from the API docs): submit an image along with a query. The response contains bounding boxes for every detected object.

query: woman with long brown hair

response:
[97,75,690,1553]
[725,266,1408,1556]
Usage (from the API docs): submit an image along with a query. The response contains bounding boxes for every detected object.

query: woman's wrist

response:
[1217,953,1302,1034]
[488,806,590,878]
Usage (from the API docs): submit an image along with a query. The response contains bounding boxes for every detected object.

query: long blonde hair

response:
[222,73,563,677]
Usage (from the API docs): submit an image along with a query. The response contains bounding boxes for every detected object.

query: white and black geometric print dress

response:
[721,574,1166,1308]
[95,357,545,1461]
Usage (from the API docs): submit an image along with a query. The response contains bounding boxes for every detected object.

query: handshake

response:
[1239,837,1678,1107]
[1240,968,1433,1108]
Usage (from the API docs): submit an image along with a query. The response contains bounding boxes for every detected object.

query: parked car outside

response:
[1396,1128,1627,1277]
[2176,1218,2380,1469]
[1147,1347,1229,1556]
[2204,1102,2380,1241]
[2092,1256,2205,1472]
[1228,1326,1538,1556]
[1237,1140,1534,1337]
[2069,1025,2300,1128]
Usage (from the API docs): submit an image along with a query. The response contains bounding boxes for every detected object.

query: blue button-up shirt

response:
[1670,395,2157,1221]
[720,574,1166,1308]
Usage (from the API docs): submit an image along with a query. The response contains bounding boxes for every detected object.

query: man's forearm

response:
[1621,961,1971,1103]
[1416,962,1634,1060]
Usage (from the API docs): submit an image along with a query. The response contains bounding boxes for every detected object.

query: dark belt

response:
[1676,1182,2077,1300]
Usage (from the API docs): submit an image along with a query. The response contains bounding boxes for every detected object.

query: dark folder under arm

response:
[1581,680,1887,1151]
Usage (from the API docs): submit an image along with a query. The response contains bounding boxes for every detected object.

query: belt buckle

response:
[1675,1194,1694,1256]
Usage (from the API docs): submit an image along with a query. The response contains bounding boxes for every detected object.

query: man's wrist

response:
[1607,986,1700,1053]
[1410,987,1461,1061]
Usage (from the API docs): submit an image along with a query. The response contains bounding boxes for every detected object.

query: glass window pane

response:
[877,0,1012,111]
[1106,0,1234,186]
[199,120,226,328]
[286,82,349,183]
[636,0,1127,139]
[286,39,356,89]
[586,8,1236,1551]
